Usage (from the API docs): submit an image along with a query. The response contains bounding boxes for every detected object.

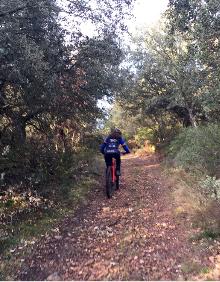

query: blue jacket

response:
[100,136,130,154]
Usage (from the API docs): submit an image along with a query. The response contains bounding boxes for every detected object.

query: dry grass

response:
[164,166,220,237]
[165,168,203,216]
[134,142,155,157]
[162,165,220,280]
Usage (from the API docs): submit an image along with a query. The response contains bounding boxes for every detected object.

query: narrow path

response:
[17,154,211,280]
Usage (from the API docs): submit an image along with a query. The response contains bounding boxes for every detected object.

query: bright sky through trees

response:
[58,0,169,111]
[130,0,169,30]
[59,0,169,37]
[98,0,169,111]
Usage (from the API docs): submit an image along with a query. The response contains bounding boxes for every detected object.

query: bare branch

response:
[0,5,27,18]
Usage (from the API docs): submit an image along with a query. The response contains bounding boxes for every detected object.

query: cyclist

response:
[100,128,130,176]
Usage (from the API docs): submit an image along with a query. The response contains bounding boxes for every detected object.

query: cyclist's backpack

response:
[105,138,120,154]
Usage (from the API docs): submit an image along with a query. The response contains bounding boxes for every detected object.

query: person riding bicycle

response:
[100,128,130,176]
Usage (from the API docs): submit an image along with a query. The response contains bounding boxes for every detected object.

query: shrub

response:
[168,124,220,175]
[135,127,154,147]
[0,135,100,199]
[0,139,62,187]
[200,176,220,200]
[81,132,103,151]
[193,200,220,236]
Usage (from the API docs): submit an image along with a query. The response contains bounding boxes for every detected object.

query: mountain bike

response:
[106,157,119,198]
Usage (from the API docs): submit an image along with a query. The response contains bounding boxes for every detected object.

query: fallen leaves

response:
[47,272,62,281]
[54,235,62,240]
[102,207,110,213]
[11,154,214,281]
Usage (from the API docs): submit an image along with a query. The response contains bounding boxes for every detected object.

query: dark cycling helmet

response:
[113,128,122,135]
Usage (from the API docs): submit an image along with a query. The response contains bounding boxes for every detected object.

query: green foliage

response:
[0,141,101,201]
[135,127,153,146]
[124,27,210,127]
[167,0,220,67]
[81,132,104,151]
[192,230,220,241]
[0,0,134,189]
[117,0,220,152]
[166,0,220,121]
[1,140,61,188]
[4,199,14,208]
[200,176,220,200]
[103,102,181,149]
[168,124,220,174]
[0,154,102,257]
[103,102,140,140]
[0,0,134,277]
[0,0,133,148]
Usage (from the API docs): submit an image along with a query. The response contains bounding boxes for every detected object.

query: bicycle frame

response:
[111,158,116,183]
[105,156,119,198]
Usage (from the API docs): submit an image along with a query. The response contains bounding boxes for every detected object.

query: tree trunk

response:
[188,108,197,128]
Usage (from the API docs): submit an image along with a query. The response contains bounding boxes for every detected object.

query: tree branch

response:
[0,5,27,18]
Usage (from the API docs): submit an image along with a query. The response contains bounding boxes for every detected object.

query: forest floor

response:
[8,154,220,280]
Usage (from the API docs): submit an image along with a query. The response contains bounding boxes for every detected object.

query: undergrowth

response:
[164,164,220,242]
[167,124,220,176]
[165,124,220,239]
[0,153,104,280]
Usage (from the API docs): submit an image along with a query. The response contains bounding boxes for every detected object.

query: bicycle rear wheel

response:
[106,166,113,198]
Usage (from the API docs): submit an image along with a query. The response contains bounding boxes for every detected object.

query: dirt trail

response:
[17,154,211,280]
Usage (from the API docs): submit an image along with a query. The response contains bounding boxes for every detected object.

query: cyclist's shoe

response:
[116,170,121,176]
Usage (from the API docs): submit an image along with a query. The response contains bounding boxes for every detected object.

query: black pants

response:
[104,153,121,171]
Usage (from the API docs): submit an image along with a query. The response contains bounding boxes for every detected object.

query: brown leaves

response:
[46,272,62,281]
[102,207,110,213]
[8,154,214,281]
